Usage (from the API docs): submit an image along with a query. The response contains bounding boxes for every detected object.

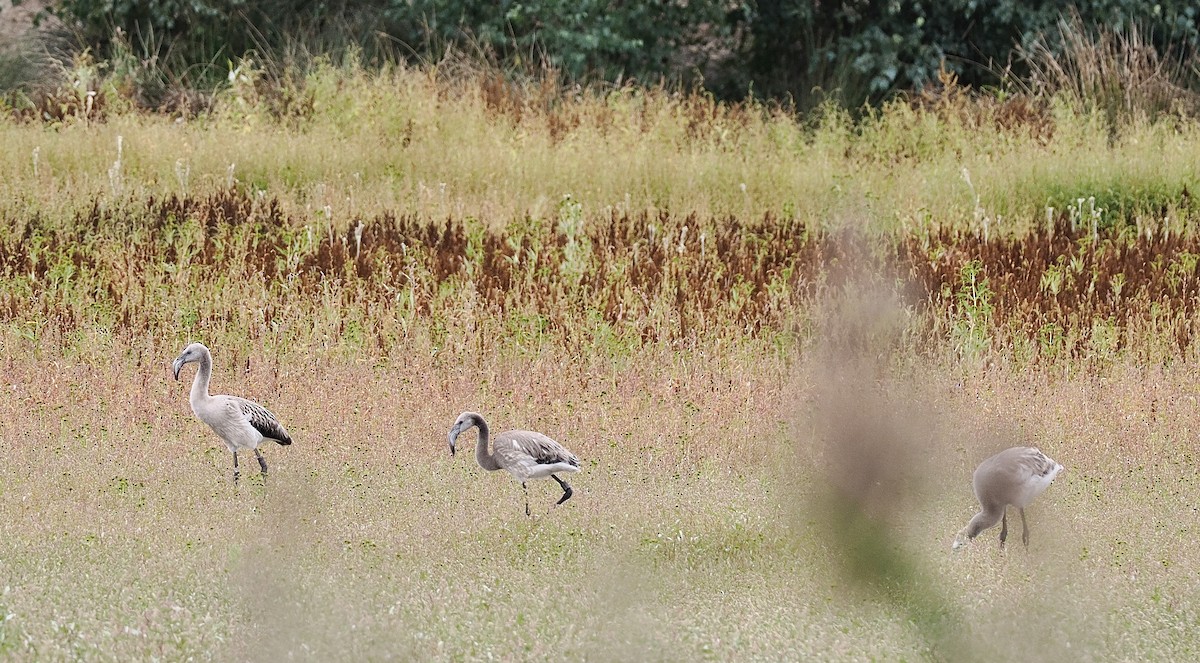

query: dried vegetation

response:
[5,184,1200,366]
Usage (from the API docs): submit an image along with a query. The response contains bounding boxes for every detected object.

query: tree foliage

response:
[736,1,1200,105]
[43,0,1200,107]
[380,0,730,84]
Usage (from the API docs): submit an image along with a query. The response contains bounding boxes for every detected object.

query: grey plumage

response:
[953,446,1063,550]
[237,398,292,445]
[448,411,580,516]
[172,342,292,484]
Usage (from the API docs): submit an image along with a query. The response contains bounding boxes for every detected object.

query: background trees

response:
[8,0,1200,109]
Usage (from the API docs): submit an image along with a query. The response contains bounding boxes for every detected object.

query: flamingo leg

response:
[232,451,240,485]
[522,482,531,517]
[998,509,1008,548]
[552,475,573,505]
[1020,507,1029,548]
[255,448,268,477]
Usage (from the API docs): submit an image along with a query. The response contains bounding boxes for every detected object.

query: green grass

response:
[3,63,1200,236]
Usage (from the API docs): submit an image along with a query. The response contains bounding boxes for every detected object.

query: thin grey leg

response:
[232,451,240,485]
[1020,508,1029,548]
[998,509,1008,548]
[255,448,268,477]
[522,482,531,517]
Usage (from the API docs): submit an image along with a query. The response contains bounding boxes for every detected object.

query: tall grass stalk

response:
[1021,13,1200,129]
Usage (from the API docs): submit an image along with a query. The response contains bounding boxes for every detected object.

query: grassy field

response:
[4,338,1200,660]
[3,63,1200,660]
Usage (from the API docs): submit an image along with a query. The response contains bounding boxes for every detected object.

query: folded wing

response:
[235,397,293,445]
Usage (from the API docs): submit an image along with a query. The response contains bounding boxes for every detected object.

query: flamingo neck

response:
[190,349,213,409]
[473,419,501,471]
[965,506,1003,539]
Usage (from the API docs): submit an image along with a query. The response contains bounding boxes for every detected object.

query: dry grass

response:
[0,340,795,660]
[1021,13,1200,127]
[3,61,1200,234]
[2,337,1200,660]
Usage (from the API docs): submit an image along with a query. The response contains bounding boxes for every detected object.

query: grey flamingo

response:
[953,446,1063,550]
[448,411,580,516]
[172,342,292,484]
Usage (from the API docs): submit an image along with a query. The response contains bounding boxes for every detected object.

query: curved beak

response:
[171,357,185,381]
[448,425,460,456]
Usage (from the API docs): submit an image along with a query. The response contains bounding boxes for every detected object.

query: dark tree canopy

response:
[44,0,1200,107]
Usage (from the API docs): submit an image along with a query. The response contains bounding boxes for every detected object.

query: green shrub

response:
[381,0,729,84]
[739,0,1200,108]
[41,0,1200,108]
